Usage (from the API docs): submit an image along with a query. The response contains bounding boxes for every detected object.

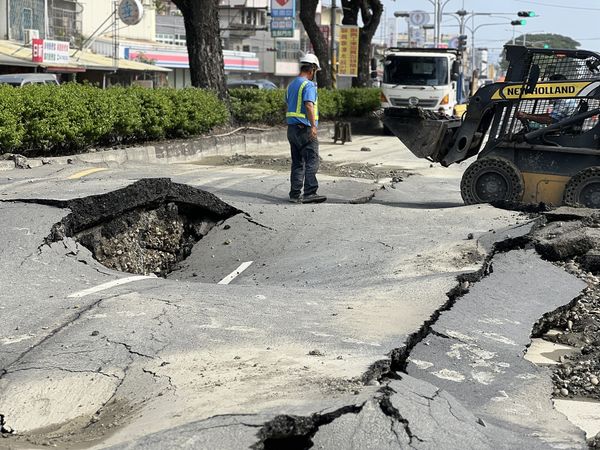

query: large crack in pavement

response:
[3,177,595,448]
[248,209,600,449]
[249,222,539,449]
[251,403,366,450]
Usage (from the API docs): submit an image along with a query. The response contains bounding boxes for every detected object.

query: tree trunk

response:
[352,0,382,87]
[299,0,332,88]
[341,0,359,25]
[171,0,227,99]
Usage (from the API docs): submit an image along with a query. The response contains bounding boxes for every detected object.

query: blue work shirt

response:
[286,76,319,127]
[550,98,578,122]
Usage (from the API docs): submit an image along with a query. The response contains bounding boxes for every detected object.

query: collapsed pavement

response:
[20,178,241,277]
[0,169,597,449]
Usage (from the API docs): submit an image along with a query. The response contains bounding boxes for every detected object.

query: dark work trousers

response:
[287,124,319,198]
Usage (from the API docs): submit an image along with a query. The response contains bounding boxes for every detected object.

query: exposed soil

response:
[529,210,600,412]
[534,267,600,400]
[76,203,218,276]
[196,154,412,182]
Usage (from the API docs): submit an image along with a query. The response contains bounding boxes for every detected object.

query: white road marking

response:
[409,359,434,370]
[431,368,465,382]
[218,261,253,285]
[68,275,156,298]
[2,334,35,345]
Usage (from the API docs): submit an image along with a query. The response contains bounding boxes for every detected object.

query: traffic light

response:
[517,11,536,17]
[457,34,468,51]
[511,19,526,26]
[543,44,550,49]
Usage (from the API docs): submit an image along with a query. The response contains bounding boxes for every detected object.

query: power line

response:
[518,0,600,11]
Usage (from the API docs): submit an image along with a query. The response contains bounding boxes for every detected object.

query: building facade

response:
[0,0,340,88]
[0,0,166,84]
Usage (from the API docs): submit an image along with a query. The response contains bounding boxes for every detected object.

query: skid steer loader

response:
[384,45,600,208]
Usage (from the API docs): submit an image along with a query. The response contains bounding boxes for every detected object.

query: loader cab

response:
[380,48,459,116]
[383,44,600,208]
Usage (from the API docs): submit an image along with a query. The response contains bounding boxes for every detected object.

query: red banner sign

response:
[32,38,44,62]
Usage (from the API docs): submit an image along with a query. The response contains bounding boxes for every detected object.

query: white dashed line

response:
[68,275,156,298]
[218,261,254,285]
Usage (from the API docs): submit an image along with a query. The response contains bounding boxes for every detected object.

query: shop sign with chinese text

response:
[338,26,359,76]
[32,39,70,64]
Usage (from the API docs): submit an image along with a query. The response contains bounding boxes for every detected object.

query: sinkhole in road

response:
[41,178,241,276]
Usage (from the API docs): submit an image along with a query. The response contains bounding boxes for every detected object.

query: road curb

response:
[0,125,335,171]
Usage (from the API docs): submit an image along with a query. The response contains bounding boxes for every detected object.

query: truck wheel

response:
[563,167,600,208]
[461,157,524,205]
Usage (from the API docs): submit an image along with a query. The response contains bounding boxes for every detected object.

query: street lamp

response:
[393,11,411,47]
[465,22,506,75]
[424,0,452,47]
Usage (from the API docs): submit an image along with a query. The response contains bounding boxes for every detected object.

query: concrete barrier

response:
[0,125,334,171]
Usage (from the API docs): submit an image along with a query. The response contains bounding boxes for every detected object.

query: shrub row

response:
[0,84,380,155]
[230,88,381,125]
[0,84,229,154]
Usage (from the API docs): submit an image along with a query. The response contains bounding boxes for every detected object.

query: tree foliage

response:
[153,0,167,14]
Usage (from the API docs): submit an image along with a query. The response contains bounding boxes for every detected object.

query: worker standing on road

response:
[285,54,326,204]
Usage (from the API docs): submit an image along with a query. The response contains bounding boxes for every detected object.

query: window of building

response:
[156,33,186,46]
[276,41,300,61]
[156,33,175,45]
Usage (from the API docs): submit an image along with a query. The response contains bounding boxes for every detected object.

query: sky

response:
[373,0,600,64]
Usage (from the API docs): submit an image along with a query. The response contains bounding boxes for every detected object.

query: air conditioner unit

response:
[24,29,39,44]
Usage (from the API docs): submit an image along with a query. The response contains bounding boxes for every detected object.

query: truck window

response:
[384,56,449,86]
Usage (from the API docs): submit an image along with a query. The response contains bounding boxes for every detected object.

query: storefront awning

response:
[0,40,170,73]
[124,47,260,72]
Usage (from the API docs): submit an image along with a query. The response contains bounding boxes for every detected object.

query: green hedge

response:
[0,84,380,155]
[230,87,381,125]
[3,84,229,154]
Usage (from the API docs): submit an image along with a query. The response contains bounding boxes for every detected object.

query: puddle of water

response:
[524,338,579,365]
[554,398,600,439]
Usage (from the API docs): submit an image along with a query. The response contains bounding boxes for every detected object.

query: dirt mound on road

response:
[530,208,600,404]
[198,154,412,182]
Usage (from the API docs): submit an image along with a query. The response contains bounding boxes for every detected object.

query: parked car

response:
[0,73,59,87]
[226,79,277,90]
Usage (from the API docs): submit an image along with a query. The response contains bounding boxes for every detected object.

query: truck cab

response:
[380,48,460,116]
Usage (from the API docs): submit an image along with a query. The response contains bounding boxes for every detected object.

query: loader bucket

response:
[383,108,461,163]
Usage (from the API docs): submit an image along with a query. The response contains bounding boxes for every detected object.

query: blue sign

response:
[271,18,295,30]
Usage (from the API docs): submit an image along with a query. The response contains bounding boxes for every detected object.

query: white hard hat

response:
[299,53,321,71]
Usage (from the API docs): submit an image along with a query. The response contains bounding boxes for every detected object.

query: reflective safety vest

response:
[286,80,319,121]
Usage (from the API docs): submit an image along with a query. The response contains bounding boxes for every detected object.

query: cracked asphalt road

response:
[0,135,589,448]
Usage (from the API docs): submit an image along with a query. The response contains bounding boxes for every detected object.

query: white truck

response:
[380,48,461,116]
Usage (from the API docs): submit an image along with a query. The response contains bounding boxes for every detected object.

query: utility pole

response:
[433,0,439,46]
[330,0,337,88]
[112,0,119,70]
[44,0,49,38]
[471,11,475,75]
